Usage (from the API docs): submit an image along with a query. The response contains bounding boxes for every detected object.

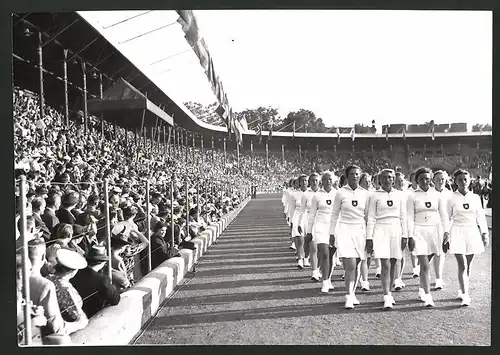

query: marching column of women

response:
[281,166,489,309]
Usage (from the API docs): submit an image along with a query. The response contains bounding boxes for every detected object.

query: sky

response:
[79,10,492,130]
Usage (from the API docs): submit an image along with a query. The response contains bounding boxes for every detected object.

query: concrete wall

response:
[70,198,250,345]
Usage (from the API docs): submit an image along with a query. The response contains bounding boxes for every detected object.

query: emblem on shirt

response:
[425,202,431,208]
[463,203,469,210]
[387,200,393,207]
[352,200,358,207]
[326,199,332,205]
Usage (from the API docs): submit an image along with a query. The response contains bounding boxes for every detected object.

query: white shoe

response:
[418,288,426,302]
[383,295,393,310]
[435,279,444,290]
[290,243,296,250]
[352,295,360,305]
[344,295,355,309]
[376,267,381,278]
[361,281,370,291]
[394,278,405,291]
[321,280,330,293]
[461,293,471,306]
[311,269,321,282]
[412,266,420,278]
[341,272,345,280]
[326,279,335,290]
[303,258,311,267]
[297,259,304,269]
[457,290,464,300]
[424,294,435,308]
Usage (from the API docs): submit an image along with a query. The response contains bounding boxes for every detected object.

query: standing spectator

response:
[31,197,51,241]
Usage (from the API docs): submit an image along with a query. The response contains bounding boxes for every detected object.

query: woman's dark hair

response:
[345,165,361,177]
[339,175,347,187]
[452,169,470,182]
[415,167,432,183]
[153,221,167,233]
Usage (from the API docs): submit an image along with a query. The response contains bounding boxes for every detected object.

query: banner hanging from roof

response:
[177,10,234,136]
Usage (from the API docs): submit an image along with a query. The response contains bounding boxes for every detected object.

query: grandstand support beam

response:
[19,176,32,345]
[266,142,269,167]
[211,136,214,166]
[67,37,100,63]
[192,134,195,162]
[282,144,285,165]
[146,180,152,273]
[299,144,302,159]
[201,136,204,166]
[63,49,69,126]
[41,18,80,48]
[38,32,45,123]
[81,61,88,135]
[237,143,240,170]
[169,177,175,249]
[223,138,226,167]
[99,73,104,137]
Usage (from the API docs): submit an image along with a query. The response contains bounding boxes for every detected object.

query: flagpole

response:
[282,144,285,165]
[223,137,226,167]
[236,143,240,170]
[265,141,269,167]
[299,144,302,159]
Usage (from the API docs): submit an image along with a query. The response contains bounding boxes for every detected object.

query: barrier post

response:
[145,180,152,273]
[185,179,189,241]
[170,176,175,249]
[196,179,201,219]
[104,179,112,281]
[19,176,32,345]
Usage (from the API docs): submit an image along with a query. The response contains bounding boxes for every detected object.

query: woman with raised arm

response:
[366,169,407,310]
[307,171,337,291]
[407,167,449,307]
[296,173,320,269]
[446,169,489,306]
[289,175,309,268]
[329,165,368,309]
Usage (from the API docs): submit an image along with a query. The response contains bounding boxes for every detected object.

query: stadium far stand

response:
[13,12,491,346]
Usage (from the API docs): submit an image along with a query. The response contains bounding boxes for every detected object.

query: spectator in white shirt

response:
[445,169,489,306]
[407,167,450,307]
[330,165,368,309]
[366,169,408,310]
[431,170,453,290]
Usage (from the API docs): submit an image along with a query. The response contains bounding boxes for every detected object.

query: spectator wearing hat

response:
[31,197,51,241]
[42,192,61,232]
[45,249,89,332]
[35,185,49,199]
[70,245,120,318]
[56,192,79,225]
[43,223,74,276]
[110,226,132,291]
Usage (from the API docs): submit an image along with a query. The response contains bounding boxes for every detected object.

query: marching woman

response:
[432,170,453,290]
[285,179,297,251]
[296,173,321,269]
[306,171,337,291]
[366,169,407,309]
[407,167,450,307]
[393,172,408,291]
[357,172,373,291]
[408,172,420,278]
[371,174,382,279]
[330,165,369,309]
[446,169,489,306]
[289,175,309,268]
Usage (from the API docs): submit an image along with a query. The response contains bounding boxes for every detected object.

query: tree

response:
[472,123,492,132]
[354,123,372,134]
[184,101,225,126]
[281,109,320,133]
[234,107,279,131]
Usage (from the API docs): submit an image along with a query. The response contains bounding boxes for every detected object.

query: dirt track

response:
[134,194,491,346]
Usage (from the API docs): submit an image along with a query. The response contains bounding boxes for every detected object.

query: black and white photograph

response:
[12,8,492,346]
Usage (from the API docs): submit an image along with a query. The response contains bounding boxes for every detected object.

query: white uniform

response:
[407,187,450,256]
[366,188,408,259]
[307,188,337,245]
[283,188,291,225]
[447,191,488,255]
[295,188,317,234]
[289,189,306,237]
[330,185,368,260]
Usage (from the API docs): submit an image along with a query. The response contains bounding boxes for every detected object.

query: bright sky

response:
[80,10,492,130]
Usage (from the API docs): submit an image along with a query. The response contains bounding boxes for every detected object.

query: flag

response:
[234,115,243,146]
[292,121,296,138]
[350,127,355,142]
[431,125,435,140]
[402,126,406,140]
[385,126,389,141]
[177,11,200,45]
[336,127,340,144]
[250,141,254,154]
[268,118,273,139]
[240,114,249,132]
[256,122,262,143]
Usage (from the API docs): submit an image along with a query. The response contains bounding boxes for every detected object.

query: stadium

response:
[13,11,492,346]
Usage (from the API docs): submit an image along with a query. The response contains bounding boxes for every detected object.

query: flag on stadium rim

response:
[385,126,389,141]
[292,121,296,138]
[336,127,340,144]
[268,118,274,139]
[431,124,435,140]
[350,127,355,142]
[402,126,407,140]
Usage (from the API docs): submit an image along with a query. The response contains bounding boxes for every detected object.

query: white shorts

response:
[412,224,442,256]
[334,222,366,260]
[448,224,485,255]
[373,222,403,259]
[313,221,330,245]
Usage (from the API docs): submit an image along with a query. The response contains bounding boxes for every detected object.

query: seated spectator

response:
[56,192,79,225]
[70,245,121,318]
[149,221,178,269]
[110,226,132,292]
[31,197,51,241]
[45,249,89,331]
